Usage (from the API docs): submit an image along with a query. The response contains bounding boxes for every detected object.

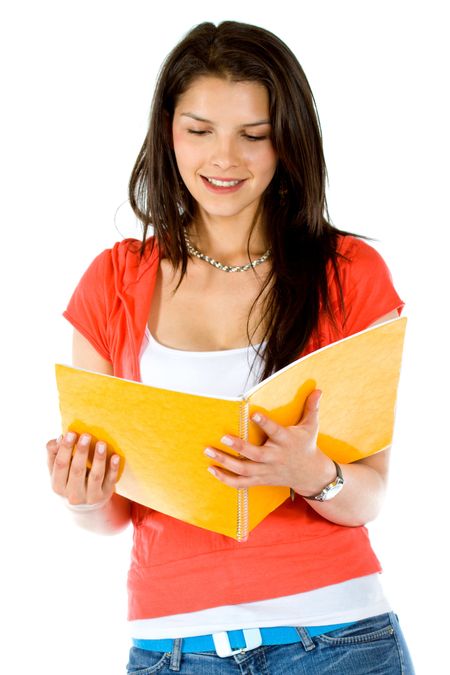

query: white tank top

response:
[140,328,264,397]
[131,328,391,639]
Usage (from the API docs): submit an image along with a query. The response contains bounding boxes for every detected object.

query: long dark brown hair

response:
[129,21,350,380]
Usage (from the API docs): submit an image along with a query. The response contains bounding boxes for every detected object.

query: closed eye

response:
[187,130,268,141]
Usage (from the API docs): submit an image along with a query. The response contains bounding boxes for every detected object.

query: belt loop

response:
[295,627,316,652]
[169,638,183,671]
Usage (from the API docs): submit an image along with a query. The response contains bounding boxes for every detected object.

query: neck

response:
[188,211,268,262]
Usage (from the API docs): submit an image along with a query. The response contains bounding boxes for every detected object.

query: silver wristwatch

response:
[301,461,344,502]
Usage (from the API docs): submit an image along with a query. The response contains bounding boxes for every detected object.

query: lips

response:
[205,176,242,187]
[200,175,246,193]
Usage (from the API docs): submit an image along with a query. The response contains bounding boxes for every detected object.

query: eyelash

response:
[187,130,267,142]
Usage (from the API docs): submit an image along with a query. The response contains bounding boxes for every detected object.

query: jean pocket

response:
[315,613,395,646]
[126,647,170,674]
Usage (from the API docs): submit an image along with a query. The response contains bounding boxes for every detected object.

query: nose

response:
[210,135,240,170]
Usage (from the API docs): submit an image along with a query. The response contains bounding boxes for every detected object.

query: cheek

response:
[172,134,202,174]
[267,150,278,176]
[244,144,277,174]
[172,129,184,163]
[257,148,278,184]
[172,125,185,148]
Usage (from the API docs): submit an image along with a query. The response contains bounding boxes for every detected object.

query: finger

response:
[85,441,109,502]
[46,436,62,474]
[65,433,91,503]
[207,464,264,488]
[217,435,269,462]
[51,432,78,494]
[204,446,260,477]
[101,454,122,497]
[250,412,289,444]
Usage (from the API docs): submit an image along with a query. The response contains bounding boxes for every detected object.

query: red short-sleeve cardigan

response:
[64,235,404,620]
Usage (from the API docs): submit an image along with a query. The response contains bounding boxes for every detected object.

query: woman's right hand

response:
[46,432,121,507]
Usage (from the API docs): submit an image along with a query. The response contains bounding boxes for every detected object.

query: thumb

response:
[301,389,322,428]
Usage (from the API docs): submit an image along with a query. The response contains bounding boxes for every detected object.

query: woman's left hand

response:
[204,389,337,497]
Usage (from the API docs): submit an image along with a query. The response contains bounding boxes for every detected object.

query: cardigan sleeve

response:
[63,249,115,363]
[336,237,405,337]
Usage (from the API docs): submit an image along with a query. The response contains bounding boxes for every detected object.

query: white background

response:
[1,1,448,673]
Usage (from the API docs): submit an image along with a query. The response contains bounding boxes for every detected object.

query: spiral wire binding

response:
[237,401,250,541]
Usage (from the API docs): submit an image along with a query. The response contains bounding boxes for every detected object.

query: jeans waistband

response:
[132,623,354,655]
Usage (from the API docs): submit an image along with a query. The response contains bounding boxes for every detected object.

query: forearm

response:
[294,453,388,527]
[67,493,132,535]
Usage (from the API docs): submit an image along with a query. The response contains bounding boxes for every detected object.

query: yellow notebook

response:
[55,317,406,541]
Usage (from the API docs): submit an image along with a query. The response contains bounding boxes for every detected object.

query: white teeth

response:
[206,177,241,187]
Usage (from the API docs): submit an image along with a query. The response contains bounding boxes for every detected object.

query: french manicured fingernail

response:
[79,434,90,445]
[252,413,262,423]
[111,455,120,466]
[220,436,234,447]
[65,432,76,443]
[96,443,106,455]
[208,467,217,477]
[204,448,216,458]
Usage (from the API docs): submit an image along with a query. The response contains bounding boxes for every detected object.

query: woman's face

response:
[172,76,278,224]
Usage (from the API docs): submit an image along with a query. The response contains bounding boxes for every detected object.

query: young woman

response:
[47,21,415,674]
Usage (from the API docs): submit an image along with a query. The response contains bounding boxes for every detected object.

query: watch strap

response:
[297,461,344,502]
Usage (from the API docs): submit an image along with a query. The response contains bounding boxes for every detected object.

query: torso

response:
[148,257,271,351]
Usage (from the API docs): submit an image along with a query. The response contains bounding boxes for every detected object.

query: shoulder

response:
[333,234,398,294]
[83,237,159,289]
[336,234,389,274]
[330,234,404,336]
[63,237,159,364]
[65,237,159,319]
[109,237,156,264]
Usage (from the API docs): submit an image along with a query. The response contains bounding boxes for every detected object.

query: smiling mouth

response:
[202,176,245,188]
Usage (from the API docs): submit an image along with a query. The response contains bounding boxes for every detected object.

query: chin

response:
[201,209,252,221]
[196,199,261,221]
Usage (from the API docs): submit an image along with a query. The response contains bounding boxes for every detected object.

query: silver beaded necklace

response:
[183,231,271,273]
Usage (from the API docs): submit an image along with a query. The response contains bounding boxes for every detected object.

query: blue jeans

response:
[126,612,415,674]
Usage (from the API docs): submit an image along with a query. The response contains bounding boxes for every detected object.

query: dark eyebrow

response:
[180,113,271,127]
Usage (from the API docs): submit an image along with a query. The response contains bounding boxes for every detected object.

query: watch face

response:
[321,480,344,501]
